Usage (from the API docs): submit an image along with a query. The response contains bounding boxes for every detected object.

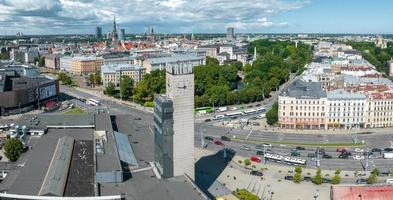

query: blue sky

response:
[0,0,391,35]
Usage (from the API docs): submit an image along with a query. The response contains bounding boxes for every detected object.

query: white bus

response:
[225,111,243,118]
[244,109,257,115]
[87,98,100,106]
[265,153,306,166]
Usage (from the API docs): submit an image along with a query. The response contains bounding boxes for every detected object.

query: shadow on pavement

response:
[195,148,235,199]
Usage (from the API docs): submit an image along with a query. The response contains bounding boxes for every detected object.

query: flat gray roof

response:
[113,131,138,167]
[8,128,93,195]
[95,114,122,173]
[39,136,74,196]
[282,79,327,99]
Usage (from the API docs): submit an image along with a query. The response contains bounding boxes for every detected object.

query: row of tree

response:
[104,75,134,100]
[346,41,393,72]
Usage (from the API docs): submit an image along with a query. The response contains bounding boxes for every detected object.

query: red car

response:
[336,148,347,153]
[251,156,262,163]
[214,140,224,146]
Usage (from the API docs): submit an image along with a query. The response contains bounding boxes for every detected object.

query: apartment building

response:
[143,53,205,73]
[278,42,393,130]
[69,56,104,74]
[101,64,145,87]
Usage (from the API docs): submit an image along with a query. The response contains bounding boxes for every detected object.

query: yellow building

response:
[69,56,103,75]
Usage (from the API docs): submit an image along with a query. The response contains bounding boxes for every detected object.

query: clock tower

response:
[153,64,195,180]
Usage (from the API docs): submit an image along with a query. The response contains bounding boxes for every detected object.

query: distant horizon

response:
[0,0,392,35]
[1,32,393,37]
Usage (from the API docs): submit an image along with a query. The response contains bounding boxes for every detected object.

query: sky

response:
[0,0,392,35]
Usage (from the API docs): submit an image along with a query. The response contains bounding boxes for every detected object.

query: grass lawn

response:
[64,107,86,115]
[233,189,259,200]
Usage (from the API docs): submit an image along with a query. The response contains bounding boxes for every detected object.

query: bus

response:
[256,107,266,112]
[225,111,243,118]
[87,98,100,106]
[195,107,213,114]
[244,109,257,115]
[264,153,306,166]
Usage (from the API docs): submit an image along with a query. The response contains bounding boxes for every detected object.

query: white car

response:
[355,148,364,153]
[257,114,266,119]
[353,155,364,160]
[240,145,251,151]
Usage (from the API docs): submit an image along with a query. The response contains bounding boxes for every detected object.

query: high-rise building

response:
[387,59,393,77]
[119,28,125,41]
[226,27,235,40]
[96,26,102,38]
[154,64,195,179]
[112,16,119,47]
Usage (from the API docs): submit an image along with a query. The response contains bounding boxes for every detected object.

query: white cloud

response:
[0,0,310,34]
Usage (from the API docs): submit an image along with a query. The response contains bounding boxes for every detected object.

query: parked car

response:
[241,145,251,151]
[296,146,306,150]
[339,154,349,159]
[322,154,332,159]
[356,178,368,184]
[221,136,231,142]
[353,155,364,160]
[204,136,214,141]
[322,178,331,183]
[384,148,393,152]
[214,140,224,146]
[250,170,263,176]
[363,152,373,156]
[250,156,262,163]
[204,119,212,122]
[308,153,316,158]
[284,176,293,181]
[303,176,312,182]
[371,148,382,153]
[355,148,364,153]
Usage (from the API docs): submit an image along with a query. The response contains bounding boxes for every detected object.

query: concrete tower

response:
[153,64,195,180]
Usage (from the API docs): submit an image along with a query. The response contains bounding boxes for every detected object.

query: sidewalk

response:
[74,87,153,113]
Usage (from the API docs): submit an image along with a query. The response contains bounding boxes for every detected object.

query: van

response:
[386,179,393,184]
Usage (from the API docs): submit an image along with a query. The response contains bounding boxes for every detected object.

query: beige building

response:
[69,56,103,75]
[366,93,393,128]
[45,54,61,70]
[278,80,327,130]
[101,64,145,87]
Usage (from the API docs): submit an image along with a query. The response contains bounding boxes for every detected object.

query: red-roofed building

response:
[331,185,393,200]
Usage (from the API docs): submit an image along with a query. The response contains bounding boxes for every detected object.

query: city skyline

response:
[0,0,392,35]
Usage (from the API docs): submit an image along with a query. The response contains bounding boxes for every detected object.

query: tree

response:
[266,102,278,125]
[104,82,116,96]
[312,168,323,185]
[120,75,134,100]
[371,168,380,176]
[367,174,378,184]
[243,63,252,74]
[94,72,102,85]
[4,138,24,162]
[89,73,95,85]
[58,72,72,85]
[335,168,342,175]
[331,175,341,185]
[295,166,303,174]
[293,172,302,183]
[244,159,251,166]
[206,56,219,66]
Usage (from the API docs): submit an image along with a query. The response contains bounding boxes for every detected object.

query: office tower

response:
[95,26,102,38]
[226,27,235,40]
[119,28,125,41]
[154,64,195,179]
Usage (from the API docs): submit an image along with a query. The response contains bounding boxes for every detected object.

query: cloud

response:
[0,0,310,34]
